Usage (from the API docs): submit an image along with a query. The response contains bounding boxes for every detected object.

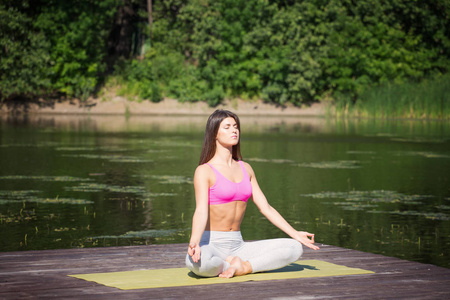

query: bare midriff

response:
[206,201,247,231]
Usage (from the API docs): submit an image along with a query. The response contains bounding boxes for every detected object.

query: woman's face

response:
[216,117,239,147]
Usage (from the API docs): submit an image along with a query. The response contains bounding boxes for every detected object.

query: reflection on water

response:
[0,114,449,268]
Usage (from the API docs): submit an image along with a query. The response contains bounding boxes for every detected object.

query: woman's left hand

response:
[294,231,320,250]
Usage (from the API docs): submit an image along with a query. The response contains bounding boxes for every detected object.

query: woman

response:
[186,109,319,278]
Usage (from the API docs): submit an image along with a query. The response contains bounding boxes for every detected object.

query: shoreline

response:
[0,96,328,117]
[3,96,446,121]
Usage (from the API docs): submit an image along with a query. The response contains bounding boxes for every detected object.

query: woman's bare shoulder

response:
[240,161,255,176]
[240,160,253,168]
[194,164,212,177]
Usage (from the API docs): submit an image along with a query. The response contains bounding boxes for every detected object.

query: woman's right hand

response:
[188,242,201,263]
[294,231,320,250]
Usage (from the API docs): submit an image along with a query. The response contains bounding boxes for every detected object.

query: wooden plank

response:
[0,244,449,299]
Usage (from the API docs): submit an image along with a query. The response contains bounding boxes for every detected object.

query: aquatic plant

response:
[393,151,450,159]
[247,158,295,164]
[302,190,448,220]
[90,229,178,239]
[133,175,192,185]
[64,183,147,194]
[0,190,41,199]
[334,75,450,120]
[369,210,450,221]
[0,190,93,205]
[390,137,448,144]
[302,190,431,204]
[0,197,93,205]
[41,198,94,204]
[149,140,199,148]
[62,154,153,163]
[346,151,376,155]
[0,176,93,182]
[294,160,361,169]
[0,210,37,224]
[55,146,129,152]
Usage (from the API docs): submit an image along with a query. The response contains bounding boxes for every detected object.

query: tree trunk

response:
[148,0,152,39]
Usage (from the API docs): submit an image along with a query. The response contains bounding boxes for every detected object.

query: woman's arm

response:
[187,165,211,262]
[245,163,319,250]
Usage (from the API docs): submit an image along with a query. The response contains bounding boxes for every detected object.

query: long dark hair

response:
[199,109,242,165]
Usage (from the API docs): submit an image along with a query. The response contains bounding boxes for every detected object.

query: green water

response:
[0,115,449,268]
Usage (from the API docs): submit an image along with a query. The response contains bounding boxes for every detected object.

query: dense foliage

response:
[1,0,118,100]
[1,0,449,111]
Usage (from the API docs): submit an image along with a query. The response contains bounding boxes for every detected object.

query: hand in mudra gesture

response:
[188,242,201,263]
[294,231,320,250]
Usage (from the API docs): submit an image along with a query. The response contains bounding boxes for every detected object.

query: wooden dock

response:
[1,243,449,299]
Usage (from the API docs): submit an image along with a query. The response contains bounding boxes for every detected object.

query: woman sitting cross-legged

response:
[186,109,319,278]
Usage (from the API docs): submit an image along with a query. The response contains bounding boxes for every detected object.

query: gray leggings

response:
[185,231,303,277]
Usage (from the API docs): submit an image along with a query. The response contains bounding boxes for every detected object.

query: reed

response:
[334,75,450,120]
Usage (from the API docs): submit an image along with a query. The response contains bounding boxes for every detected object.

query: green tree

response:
[1,0,119,101]
[322,0,443,99]
[35,0,119,99]
[2,0,449,108]
[0,2,51,99]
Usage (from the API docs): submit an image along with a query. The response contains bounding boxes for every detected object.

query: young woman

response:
[186,109,319,278]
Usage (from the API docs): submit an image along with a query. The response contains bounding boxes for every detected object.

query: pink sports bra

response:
[207,161,253,205]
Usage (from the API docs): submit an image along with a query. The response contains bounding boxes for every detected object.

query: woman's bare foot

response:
[219,256,253,278]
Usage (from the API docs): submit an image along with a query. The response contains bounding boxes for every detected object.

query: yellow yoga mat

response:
[69,260,374,290]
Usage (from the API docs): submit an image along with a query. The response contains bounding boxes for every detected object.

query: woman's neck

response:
[212,145,234,167]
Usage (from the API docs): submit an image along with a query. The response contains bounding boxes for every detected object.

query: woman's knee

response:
[185,254,196,271]
[282,239,303,261]
[185,254,226,277]
[186,254,205,276]
[290,239,303,260]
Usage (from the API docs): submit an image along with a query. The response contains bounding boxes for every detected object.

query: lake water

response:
[0,114,449,268]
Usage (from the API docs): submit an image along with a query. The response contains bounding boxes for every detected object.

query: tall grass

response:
[334,75,450,120]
